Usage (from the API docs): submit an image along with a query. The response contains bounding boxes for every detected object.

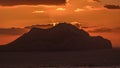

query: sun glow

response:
[56,8,66,11]
[32,10,45,13]
[74,8,85,12]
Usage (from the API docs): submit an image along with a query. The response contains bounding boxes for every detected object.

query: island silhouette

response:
[0,23,112,51]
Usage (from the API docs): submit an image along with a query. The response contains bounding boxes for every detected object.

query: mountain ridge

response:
[0,23,112,51]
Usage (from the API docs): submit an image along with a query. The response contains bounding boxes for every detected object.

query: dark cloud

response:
[89,27,112,33]
[104,5,120,9]
[0,28,27,35]
[82,26,98,29]
[115,27,120,30]
[114,27,120,32]
[0,0,66,6]
[24,24,53,29]
[89,27,120,33]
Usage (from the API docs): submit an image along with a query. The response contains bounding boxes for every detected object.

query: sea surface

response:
[0,49,120,68]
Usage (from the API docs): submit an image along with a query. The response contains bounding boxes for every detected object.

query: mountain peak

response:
[56,23,75,27]
[54,23,79,29]
[1,22,112,51]
[28,23,82,34]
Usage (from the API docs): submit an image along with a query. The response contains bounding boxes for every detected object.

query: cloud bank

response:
[89,27,120,33]
[0,28,27,35]
[0,0,66,6]
[104,5,120,9]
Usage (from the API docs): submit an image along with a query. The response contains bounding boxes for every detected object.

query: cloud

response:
[115,27,120,30]
[89,27,120,33]
[74,8,85,12]
[93,0,101,2]
[89,27,112,33]
[104,5,120,9]
[32,10,45,14]
[85,5,106,10]
[82,26,98,29]
[56,8,66,11]
[0,0,66,6]
[88,0,101,2]
[0,28,27,35]
[114,27,120,32]
[24,24,53,29]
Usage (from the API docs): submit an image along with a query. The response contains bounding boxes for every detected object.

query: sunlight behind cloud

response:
[56,8,66,11]
[74,8,85,12]
[32,10,45,13]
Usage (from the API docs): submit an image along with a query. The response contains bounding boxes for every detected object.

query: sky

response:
[0,0,120,47]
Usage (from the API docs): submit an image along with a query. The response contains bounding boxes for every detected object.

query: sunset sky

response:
[0,0,120,47]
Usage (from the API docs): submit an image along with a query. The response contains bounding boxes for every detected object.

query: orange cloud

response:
[32,10,45,13]
[88,0,100,2]
[56,8,66,11]
[74,8,85,12]
[85,5,106,10]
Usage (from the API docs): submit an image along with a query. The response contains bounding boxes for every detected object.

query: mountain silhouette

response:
[0,23,112,51]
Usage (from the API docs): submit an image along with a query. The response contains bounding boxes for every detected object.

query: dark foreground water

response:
[0,65,120,68]
[0,49,120,68]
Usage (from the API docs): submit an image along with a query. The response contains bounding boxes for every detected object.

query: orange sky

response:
[0,0,120,47]
[0,0,120,28]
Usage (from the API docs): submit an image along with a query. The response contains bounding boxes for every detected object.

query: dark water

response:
[0,65,120,68]
[0,49,120,68]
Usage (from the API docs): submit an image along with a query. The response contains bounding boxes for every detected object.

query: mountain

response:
[0,23,112,51]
